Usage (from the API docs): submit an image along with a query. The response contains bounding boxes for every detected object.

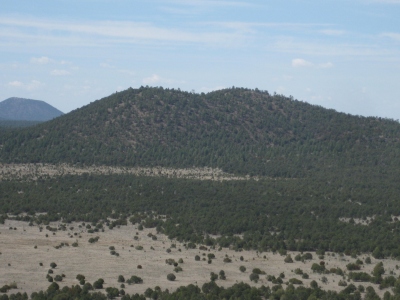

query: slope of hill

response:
[0,87,399,179]
[0,120,42,128]
[0,97,63,121]
[1,87,400,255]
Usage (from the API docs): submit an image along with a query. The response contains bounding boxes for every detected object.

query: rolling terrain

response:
[1,87,400,299]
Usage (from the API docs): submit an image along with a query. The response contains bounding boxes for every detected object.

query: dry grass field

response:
[0,164,254,182]
[0,220,398,297]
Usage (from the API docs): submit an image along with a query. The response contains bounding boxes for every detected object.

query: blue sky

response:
[1,0,399,120]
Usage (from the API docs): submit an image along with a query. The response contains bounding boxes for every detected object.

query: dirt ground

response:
[0,220,398,297]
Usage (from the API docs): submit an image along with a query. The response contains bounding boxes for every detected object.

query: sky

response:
[1,0,400,120]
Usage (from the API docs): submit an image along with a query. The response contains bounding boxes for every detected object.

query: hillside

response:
[1,87,400,257]
[0,87,399,178]
[0,97,63,121]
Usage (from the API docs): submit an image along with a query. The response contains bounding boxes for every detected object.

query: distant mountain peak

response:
[0,97,64,121]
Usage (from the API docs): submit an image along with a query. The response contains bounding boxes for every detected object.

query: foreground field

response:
[0,220,397,297]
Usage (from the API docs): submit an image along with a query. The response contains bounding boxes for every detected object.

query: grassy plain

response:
[0,220,397,297]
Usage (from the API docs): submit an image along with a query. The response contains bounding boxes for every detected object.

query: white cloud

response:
[143,74,162,85]
[27,80,43,90]
[292,59,333,69]
[7,80,43,90]
[369,0,400,3]
[318,62,334,68]
[319,29,346,36]
[0,17,246,46]
[381,32,400,41]
[8,80,23,87]
[100,63,115,68]
[30,56,52,64]
[292,58,313,68]
[51,69,70,76]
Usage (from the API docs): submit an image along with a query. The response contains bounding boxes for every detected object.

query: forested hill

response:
[0,97,64,121]
[0,87,399,178]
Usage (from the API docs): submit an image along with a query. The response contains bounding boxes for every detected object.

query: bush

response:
[88,236,99,243]
[303,253,313,260]
[249,273,259,283]
[311,263,325,273]
[294,268,303,275]
[76,274,85,281]
[302,273,309,279]
[174,266,183,272]
[207,253,215,260]
[167,273,176,281]
[105,287,119,299]
[83,283,93,292]
[372,262,385,277]
[252,268,264,275]
[338,280,348,287]
[239,266,246,273]
[289,278,303,285]
[126,275,143,284]
[210,272,218,281]
[346,263,361,271]
[118,275,125,282]
[54,275,63,282]
[93,279,104,289]
[195,255,200,261]
[50,262,57,269]
[219,270,226,280]
[223,257,232,263]
[348,272,371,282]
[284,255,293,263]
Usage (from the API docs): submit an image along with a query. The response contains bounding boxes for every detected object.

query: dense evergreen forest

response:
[0,87,399,178]
[0,87,400,257]
[0,120,42,128]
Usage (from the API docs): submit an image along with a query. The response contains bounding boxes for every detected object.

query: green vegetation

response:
[167,273,176,281]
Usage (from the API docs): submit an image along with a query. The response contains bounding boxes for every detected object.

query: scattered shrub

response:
[289,278,303,285]
[210,272,218,281]
[219,270,226,280]
[338,280,348,287]
[284,255,293,263]
[126,275,143,284]
[167,273,176,281]
[294,268,303,275]
[223,257,232,263]
[174,266,183,273]
[249,273,259,283]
